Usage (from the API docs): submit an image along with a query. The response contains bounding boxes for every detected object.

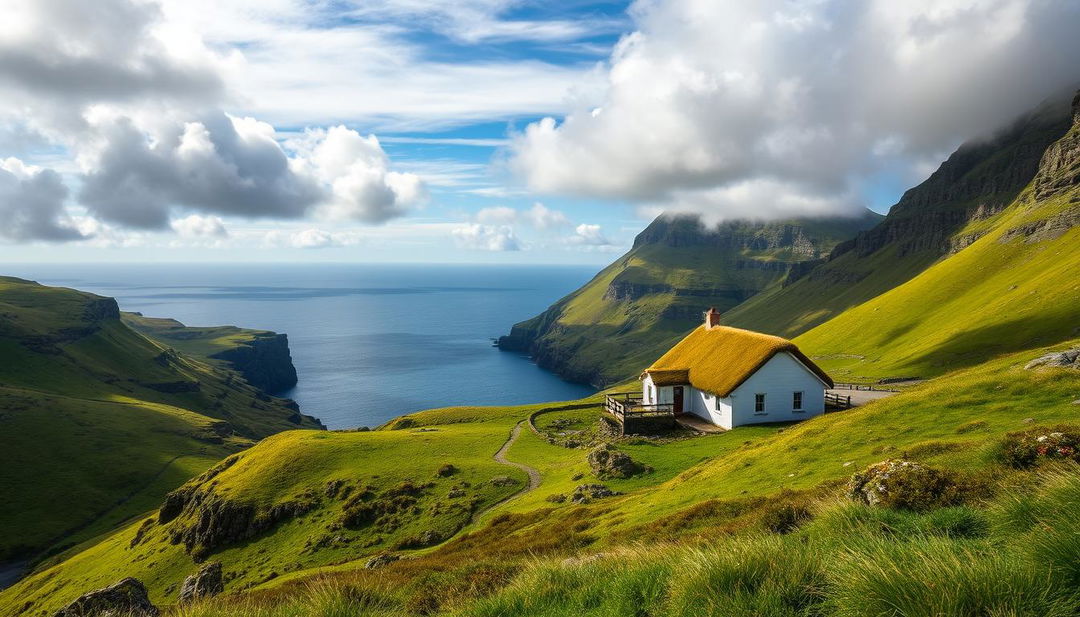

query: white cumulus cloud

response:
[451,223,521,251]
[565,223,612,246]
[509,0,1080,221]
[171,214,228,238]
[77,114,424,229]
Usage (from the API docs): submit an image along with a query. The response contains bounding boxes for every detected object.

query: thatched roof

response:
[641,325,833,397]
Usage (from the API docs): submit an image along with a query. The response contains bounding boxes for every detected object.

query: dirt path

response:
[493,421,541,490]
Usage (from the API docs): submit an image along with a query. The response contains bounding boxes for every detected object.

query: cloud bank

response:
[509,0,1080,222]
[0,0,425,241]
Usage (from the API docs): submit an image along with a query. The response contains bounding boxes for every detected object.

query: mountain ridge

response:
[497,211,882,386]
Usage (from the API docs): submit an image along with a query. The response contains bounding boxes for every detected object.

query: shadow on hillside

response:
[901,312,1078,375]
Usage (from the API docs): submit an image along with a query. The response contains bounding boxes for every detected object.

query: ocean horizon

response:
[4,263,597,429]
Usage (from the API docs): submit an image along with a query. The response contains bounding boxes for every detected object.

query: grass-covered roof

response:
[643,325,833,396]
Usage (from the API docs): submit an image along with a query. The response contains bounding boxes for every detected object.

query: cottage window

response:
[648,385,654,403]
[715,395,722,411]
[754,393,766,413]
[793,391,803,411]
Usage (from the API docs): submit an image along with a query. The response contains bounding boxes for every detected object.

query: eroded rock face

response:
[157,456,318,560]
[1031,90,1080,201]
[53,578,159,617]
[178,562,224,603]
[166,492,317,560]
[210,332,298,394]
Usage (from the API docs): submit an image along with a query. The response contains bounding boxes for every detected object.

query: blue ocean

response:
[6,263,596,429]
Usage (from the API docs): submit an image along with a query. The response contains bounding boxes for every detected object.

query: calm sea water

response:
[6,263,597,429]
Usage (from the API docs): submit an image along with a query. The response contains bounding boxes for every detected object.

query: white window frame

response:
[714,395,722,411]
[793,391,804,412]
[754,393,766,414]
[648,385,654,403]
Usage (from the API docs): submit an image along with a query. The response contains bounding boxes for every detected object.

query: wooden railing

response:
[604,392,675,419]
[825,392,852,410]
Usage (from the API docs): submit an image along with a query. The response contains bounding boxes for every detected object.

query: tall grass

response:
[828,537,1077,617]
[169,469,1080,617]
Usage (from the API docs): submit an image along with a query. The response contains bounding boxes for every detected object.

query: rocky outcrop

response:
[210,332,298,395]
[587,444,651,479]
[163,489,318,560]
[570,484,621,504]
[365,554,400,569]
[156,456,318,560]
[178,562,224,603]
[1025,348,1080,370]
[53,578,159,617]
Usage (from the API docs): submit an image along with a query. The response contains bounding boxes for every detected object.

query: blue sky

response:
[1,0,1075,264]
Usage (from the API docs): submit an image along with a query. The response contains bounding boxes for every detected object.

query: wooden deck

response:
[604,392,675,419]
[604,392,676,434]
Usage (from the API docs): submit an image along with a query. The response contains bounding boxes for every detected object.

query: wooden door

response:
[672,386,684,414]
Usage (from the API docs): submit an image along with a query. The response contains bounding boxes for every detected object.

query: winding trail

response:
[493,421,541,491]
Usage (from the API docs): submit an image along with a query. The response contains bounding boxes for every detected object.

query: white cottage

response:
[637,308,833,430]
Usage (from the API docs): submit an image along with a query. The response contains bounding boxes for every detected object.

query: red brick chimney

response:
[704,307,722,329]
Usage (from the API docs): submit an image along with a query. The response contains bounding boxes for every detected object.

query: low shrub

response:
[759,502,813,535]
[921,507,989,539]
[846,460,962,512]
[999,426,1080,469]
[389,417,418,430]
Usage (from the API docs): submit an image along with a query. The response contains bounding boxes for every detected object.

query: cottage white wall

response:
[687,387,732,428]
[640,375,674,405]
[641,374,655,402]
[729,352,825,427]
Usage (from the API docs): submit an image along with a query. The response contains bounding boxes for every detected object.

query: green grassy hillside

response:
[0,277,321,562]
[497,213,881,386]
[793,93,1080,382]
[723,94,1074,339]
[7,335,1079,616]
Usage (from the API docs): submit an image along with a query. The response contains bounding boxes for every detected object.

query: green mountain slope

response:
[724,93,1075,338]
[497,213,882,386]
[5,337,1078,616]
[0,277,322,561]
[795,92,1080,381]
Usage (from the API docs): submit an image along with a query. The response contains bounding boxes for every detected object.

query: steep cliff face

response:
[123,314,300,395]
[497,212,881,386]
[208,333,298,394]
[722,92,1076,338]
